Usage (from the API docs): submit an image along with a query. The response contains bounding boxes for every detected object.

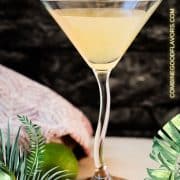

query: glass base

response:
[83,166,127,180]
[84,176,126,180]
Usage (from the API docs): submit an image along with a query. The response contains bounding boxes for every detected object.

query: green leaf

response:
[6,121,11,165]
[147,114,180,180]
[163,121,180,145]
[0,121,25,178]
[0,129,6,164]
[0,161,8,173]
[171,115,180,131]
[0,161,15,180]
[158,130,179,153]
[18,115,46,179]
[9,127,21,172]
[40,167,70,180]
[147,167,171,180]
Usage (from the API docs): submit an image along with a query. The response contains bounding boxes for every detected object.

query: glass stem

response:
[93,70,111,170]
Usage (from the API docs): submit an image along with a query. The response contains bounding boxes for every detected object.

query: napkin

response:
[0,64,93,158]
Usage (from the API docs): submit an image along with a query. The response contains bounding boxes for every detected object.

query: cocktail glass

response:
[41,0,162,179]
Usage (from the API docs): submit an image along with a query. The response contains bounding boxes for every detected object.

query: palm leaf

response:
[0,128,6,164]
[18,115,46,179]
[0,121,24,177]
[35,167,70,180]
[0,116,71,180]
[0,160,10,174]
[147,114,180,180]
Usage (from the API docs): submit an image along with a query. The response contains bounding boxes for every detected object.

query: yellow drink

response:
[48,8,147,70]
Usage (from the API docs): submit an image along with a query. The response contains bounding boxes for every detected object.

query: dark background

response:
[0,0,180,137]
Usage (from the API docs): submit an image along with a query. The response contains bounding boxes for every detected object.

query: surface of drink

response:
[42,1,161,71]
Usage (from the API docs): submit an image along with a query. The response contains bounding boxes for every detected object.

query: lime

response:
[42,143,79,179]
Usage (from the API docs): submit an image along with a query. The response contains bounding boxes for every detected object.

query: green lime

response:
[42,143,79,179]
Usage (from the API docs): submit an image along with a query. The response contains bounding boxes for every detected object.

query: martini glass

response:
[41,0,162,179]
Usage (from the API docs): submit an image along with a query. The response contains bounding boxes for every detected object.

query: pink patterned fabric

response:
[0,64,93,156]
